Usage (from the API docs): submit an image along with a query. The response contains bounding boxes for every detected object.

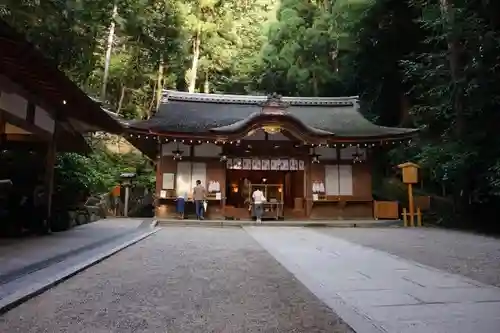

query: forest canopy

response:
[2,0,500,230]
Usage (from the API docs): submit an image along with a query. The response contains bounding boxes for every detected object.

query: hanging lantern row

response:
[217,152,365,165]
[165,144,367,164]
[126,133,412,148]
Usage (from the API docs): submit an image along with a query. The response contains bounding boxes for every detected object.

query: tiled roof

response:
[0,19,123,134]
[128,90,417,139]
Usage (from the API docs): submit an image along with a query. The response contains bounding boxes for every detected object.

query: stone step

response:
[157,219,403,228]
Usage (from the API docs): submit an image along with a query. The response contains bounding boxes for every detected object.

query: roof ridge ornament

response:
[260,92,289,114]
[161,89,358,106]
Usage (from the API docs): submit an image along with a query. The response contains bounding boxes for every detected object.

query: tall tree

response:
[101,0,119,101]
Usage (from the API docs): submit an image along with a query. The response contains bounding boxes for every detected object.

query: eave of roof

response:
[0,19,123,135]
[126,90,418,141]
[160,90,358,106]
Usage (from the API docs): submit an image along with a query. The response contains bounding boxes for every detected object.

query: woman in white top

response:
[252,188,266,223]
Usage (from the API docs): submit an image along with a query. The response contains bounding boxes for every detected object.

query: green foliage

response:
[7,0,500,230]
[339,0,500,229]
[255,0,371,96]
[55,145,155,196]
[1,0,274,206]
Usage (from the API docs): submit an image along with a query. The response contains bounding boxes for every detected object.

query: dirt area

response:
[0,227,353,333]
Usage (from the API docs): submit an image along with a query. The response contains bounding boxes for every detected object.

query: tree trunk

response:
[203,73,209,93]
[101,1,118,102]
[312,73,318,96]
[439,0,464,138]
[116,85,126,115]
[399,94,411,127]
[148,85,156,116]
[155,54,165,115]
[439,0,469,221]
[188,25,201,93]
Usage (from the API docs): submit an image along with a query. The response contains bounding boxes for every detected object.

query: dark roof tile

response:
[128,90,417,139]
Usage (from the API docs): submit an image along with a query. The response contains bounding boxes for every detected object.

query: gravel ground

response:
[319,227,500,287]
[0,227,353,333]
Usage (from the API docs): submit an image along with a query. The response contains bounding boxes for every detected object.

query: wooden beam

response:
[26,102,36,124]
[44,135,56,222]
[0,109,5,146]
[5,133,38,142]
[42,110,58,232]
[1,110,50,140]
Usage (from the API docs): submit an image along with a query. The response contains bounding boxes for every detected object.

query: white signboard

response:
[162,173,175,190]
[251,159,262,170]
[261,159,270,170]
[242,159,252,170]
[270,159,280,170]
[225,158,306,171]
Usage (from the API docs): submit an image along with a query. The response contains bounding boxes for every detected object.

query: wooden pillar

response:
[156,141,162,197]
[0,111,5,146]
[304,156,313,217]
[408,183,415,227]
[44,135,56,222]
[155,140,162,216]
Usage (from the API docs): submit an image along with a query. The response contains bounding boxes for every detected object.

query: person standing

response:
[176,191,188,219]
[193,180,206,220]
[111,184,121,216]
[252,187,266,223]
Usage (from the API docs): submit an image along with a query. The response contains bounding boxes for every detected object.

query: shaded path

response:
[0,218,146,279]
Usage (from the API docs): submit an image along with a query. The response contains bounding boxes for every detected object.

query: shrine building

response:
[125,90,417,220]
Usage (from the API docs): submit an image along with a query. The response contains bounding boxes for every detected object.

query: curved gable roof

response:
[128,90,418,140]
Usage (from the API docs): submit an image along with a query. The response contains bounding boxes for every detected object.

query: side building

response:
[0,19,123,232]
[125,90,417,220]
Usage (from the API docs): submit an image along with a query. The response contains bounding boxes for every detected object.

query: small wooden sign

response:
[397,162,420,184]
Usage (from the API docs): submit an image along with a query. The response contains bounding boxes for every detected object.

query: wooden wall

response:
[155,156,227,219]
[154,144,374,220]
[309,161,372,199]
[309,161,373,219]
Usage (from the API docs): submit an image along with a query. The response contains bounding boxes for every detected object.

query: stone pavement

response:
[246,227,500,333]
[0,218,146,284]
[320,227,500,288]
[157,219,401,228]
[0,218,157,313]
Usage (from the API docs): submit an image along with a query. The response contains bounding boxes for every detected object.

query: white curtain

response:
[324,164,353,195]
[339,165,353,195]
[176,161,192,195]
[325,165,340,195]
[190,162,207,188]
